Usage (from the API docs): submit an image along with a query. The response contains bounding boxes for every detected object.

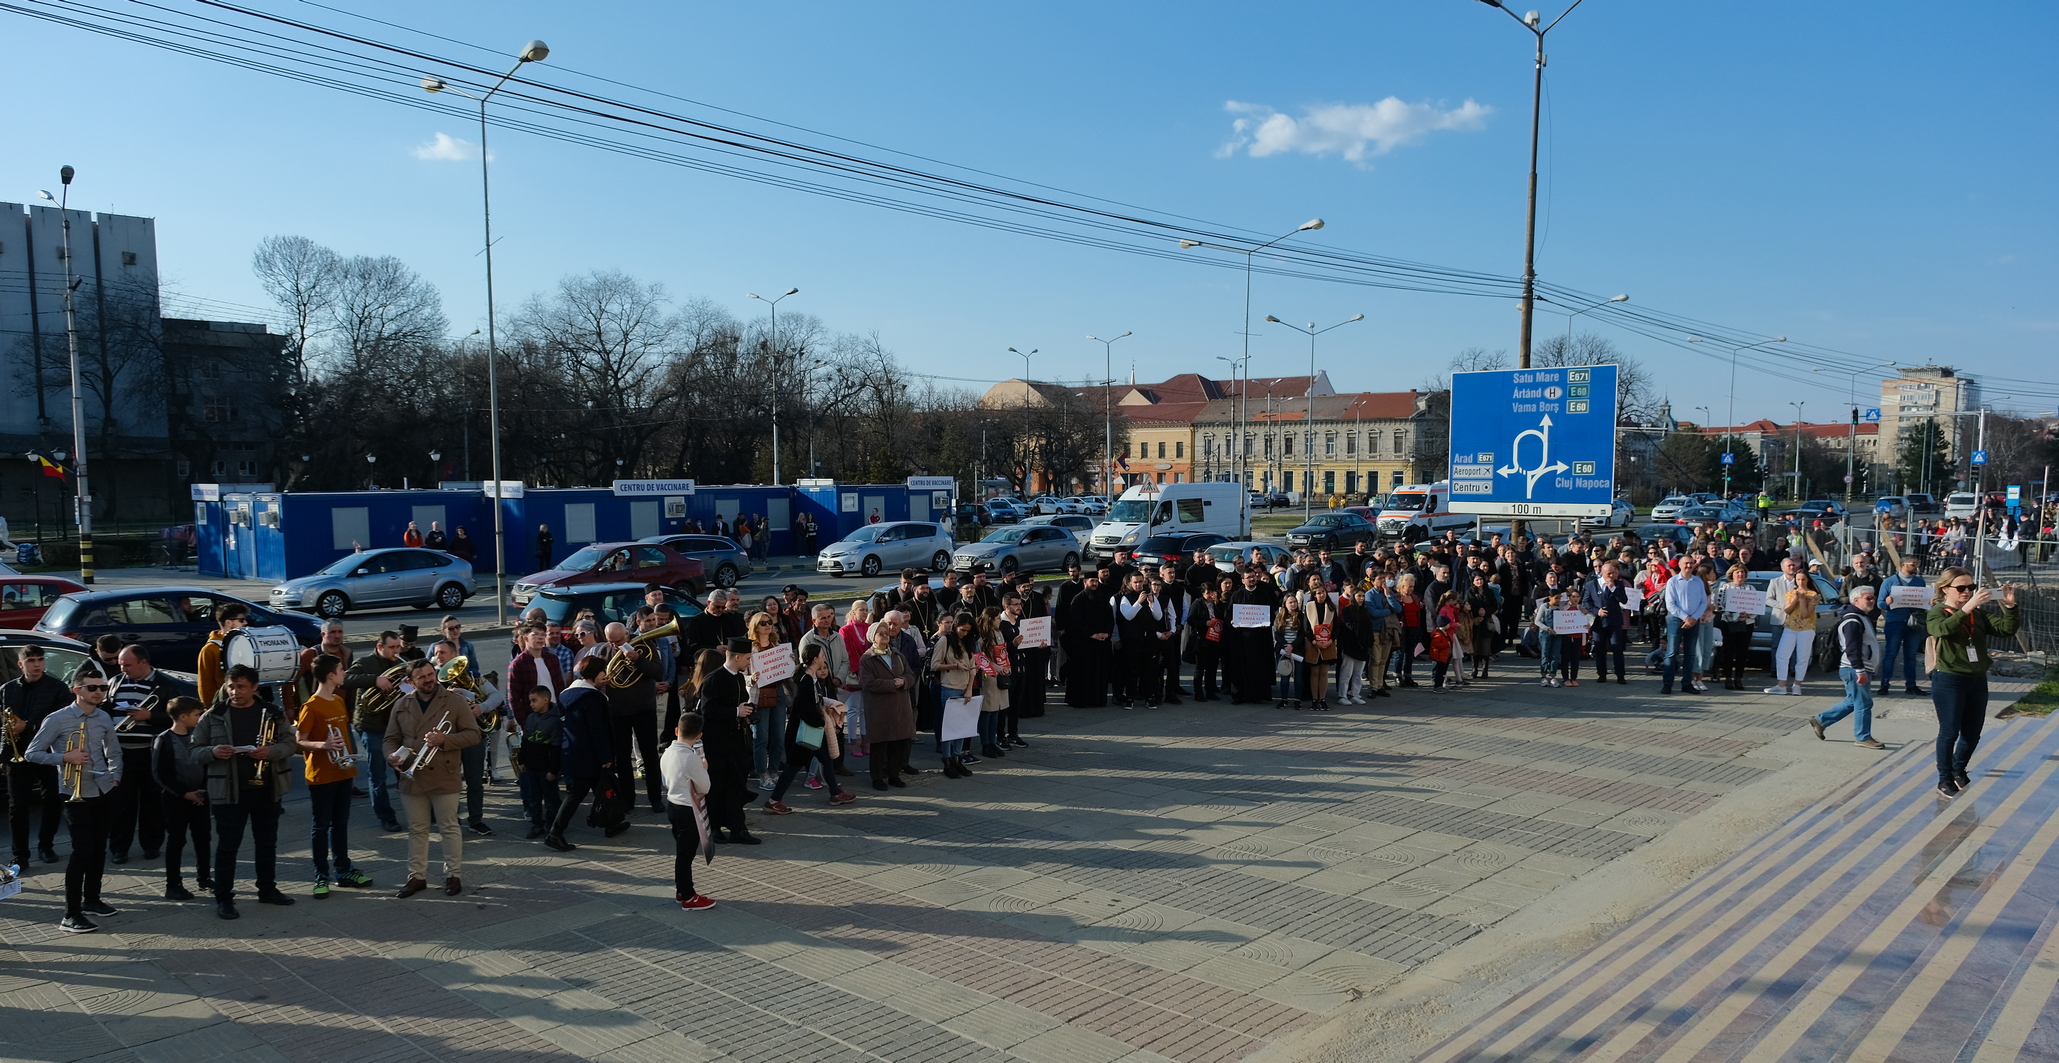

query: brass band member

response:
[190,665,296,920]
[4,645,70,867]
[344,631,407,833]
[25,666,122,934]
[383,657,480,898]
[294,654,372,897]
[108,643,189,865]
[195,602,250,705]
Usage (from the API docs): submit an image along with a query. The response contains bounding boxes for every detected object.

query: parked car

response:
[982,500,1022,525]
[1062,496,1108,516]
[1027,496,1071,515]
[1132,532,1230,569]
[951,524,1081,576]
[1022,513,1097,548]
[1906,492,1943,515]
[1944,492,1979,520]
[530,581,702,629]
[1745,570,1845,668]
[1872,496,1910,519]
[1635,523,1697,548]
[510,541,706,608]
[1578,499,1638,530]
[1778,499,1849,523]
[269,547,476,619]
[1674,504,1749,530]
[1264,492,1292,509]
[1207,541,1294,573]
[1248,491,1269,511]
[0,631,127,687]
[1649,496,1693,521]
[36,588,320,672]
[1283,511,1379,551]
[640,534,752,589]
[816,521,956,578]
[0,576,87,629]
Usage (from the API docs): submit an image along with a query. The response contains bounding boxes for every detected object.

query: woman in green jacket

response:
[1925,567,2020,798]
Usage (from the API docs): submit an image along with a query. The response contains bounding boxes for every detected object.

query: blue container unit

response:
[196,489,491,582]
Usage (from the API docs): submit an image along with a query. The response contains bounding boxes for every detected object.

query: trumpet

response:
[250,712,278,785]
[61,724,86,802]
[115,694,160,733]
[400,712,453,778]
[326,724,361,769]
[604,618,681,689]
[2,705,23,763]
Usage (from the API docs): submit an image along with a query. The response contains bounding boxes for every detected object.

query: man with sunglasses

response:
[1925,569,2020,798]
[26,667,123,933]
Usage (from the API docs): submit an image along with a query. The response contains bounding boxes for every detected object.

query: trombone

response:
[400,711,453,778]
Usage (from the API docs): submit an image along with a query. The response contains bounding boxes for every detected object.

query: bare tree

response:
[326,255,447,369]
[251,235,341,388]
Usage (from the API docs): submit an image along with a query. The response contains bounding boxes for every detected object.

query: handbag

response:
[795,720,825,750]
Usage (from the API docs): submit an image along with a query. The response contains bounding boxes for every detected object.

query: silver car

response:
[270,548,476,619]
[1023,513,1097,548]
[952,524,1081,576]
[641,533,753,588]
[1208,541,1295,573]
[817,521,956,578]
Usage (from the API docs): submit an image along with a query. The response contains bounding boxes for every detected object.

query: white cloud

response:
[412,132,482,162]
[1218,98,1492,165]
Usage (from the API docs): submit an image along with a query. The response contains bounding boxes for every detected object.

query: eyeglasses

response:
[1944,582,1977,592]
[82,684,110,692]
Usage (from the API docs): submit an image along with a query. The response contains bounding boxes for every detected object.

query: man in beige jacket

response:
[382,657,481,897]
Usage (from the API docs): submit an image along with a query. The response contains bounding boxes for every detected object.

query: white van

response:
[1374,481,1476,543]
[1088,482,1249,560]
[1944,492,1979,519]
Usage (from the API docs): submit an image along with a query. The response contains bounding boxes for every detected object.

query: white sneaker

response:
[1539,677,1552,687]
[1763,684,1788,695]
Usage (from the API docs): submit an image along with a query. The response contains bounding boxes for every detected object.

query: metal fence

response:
[1830,516,2058,659]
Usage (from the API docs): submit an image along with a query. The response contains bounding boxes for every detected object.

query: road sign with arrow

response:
[1447,363,1619,518]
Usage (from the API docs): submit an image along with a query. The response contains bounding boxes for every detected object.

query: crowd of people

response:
[2,513,2031,932]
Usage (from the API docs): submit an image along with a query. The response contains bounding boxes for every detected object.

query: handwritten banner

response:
[1231,603,1272,629]
[1552,610,1591,636]
[751,644,796,685]
[1017,616,1052,648]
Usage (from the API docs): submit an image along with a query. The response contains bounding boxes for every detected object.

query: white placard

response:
[1887,585,1934,611]
[1017,616,1052,648]
[1231,603,1272,628]
[941,695,984,741]
[1723,587,1767,617]
[1552,610,1591,636]
[1622,587,1644,612]
[751,644,796,685]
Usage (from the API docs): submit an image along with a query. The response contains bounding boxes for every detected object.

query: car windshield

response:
[1108,499,1153,522]
[1659,497,1689,506]
[840,526,884,544]
[317,554,377,576]
[981,528,1032,544]
[0,644,94,685]
[562,545,617,570]
[1138,536,1190,553]
[1384,491,1427,511]
[1307,515,1347,526]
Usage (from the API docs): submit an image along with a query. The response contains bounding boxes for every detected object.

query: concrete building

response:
[1877,365,1978,465]
[1195,390,1443,497]
[1694,419,1886,494]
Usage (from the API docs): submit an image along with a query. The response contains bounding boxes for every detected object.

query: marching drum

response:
[223,625,302,685]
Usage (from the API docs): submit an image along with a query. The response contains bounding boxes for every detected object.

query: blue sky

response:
[5,1,2056,422]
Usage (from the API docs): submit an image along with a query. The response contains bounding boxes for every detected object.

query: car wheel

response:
[714,564,739,588]
[434,583,465,610]
[1000,556,1019,576]
[930,550,951,573]
[1062,551,1079,572]
[861,555,882,577]
[314,591,348,620]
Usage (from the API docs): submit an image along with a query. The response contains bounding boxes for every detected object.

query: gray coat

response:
[188,700,298,802]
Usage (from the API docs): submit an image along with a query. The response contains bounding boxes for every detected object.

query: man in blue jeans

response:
[345,632,407,832]
[1659,562,1708,694]
[1810,586,1885,749]
[1876,558,1929,696]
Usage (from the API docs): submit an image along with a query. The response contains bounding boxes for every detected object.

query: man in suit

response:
[692,638,760,845]
[1582,561,1632,684]
[1153,564,1189,703]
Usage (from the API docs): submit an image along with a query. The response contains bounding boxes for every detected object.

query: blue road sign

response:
[1972,450,1989,466]
[1863,407,1881,423]
[1447,364,1619,518]
[1721,452,1737,465]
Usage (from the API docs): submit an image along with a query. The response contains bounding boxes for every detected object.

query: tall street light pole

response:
[1553,292,1627,344]
[1688,335,1786,497]
[1475,0,1586,368]
[1265,313,1363,520]
[1789,401,1806,500]
[1215,352,1252,491]
[36,167,93,583]
[1087,332,1130,496]
[749,287,800,485]
[423,38,549,627]
[1180,218,1324,526]
[1008,347,1037,492]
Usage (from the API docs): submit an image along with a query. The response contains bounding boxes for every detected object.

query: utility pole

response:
[39,167,93,583]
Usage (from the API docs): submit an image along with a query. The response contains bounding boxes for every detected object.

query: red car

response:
[509,541,705,608]
[0,576,87,629]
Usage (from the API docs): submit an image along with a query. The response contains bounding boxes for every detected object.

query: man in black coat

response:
[3,645,74,866]
[1153,564,1189,703]
[1224,567,1283,703]
[1065,575,1113,707]
[107,644,194,863]
[1052,561,1084,684]
[692,638,759,844]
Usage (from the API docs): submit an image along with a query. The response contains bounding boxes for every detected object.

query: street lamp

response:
[1216,352,1252,490]
[1788,401,1806,501]
[423,36,549,626]
[1688,335,1786,495]
[366,453,378,489]
[1087,332,1131,495]
[1549,293,1627,344]
[1265,313,1364,519]
[35,166,93,583]
[1007,348,1037,493]
[1180,218,1324,526]
[748,287,800,485]
[1813,360,1895,502]
[1473,0,1588,368]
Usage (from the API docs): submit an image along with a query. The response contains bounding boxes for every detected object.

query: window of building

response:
[1345,432,1356,455]
[1284,471,1295,491]
[1283,434,1294,456]
[1156,441,1166,459]
[1392,470,1405,487]
[1173,473,1185,483]
[210,459,228,478]
[1174,441,1184,459]
[1345,471,1358,495]
[1394,429,1408,453]
[1202,435,1214,458]
[204,399,238,423]
[237,460,259,479]
[176,459,191,479]
[1325,433,1337,457]
[1243,434,1254,457]
[1263,435,1273,458]
[1324,470,1336,493]
[121,251,138,266]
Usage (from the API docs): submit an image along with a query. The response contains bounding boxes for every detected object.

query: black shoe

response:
[901,766,922,775]
[941,759,963,779]
[888,776,907,789]
[982,746,1005,759]
[381,821,405,833]
[1617,677,1627,685]
[525,825,545,839]
[256,890,295,906]
[603,821,632,838]
[1377,687,1392,698]
[1954,769,1971,788]
[1165,696,1183,705]
[37,846,58,864]
[835,766,855,777]
[1877,685,1892,695]
[729,832,763,845]
[59,914,99,934]
[142,849,160,861]
[466,820,495,837]
[1399,680,1419,688]
[352,786,369,797]
[81,900,118,917]
[954,758,973,776]
[1661,686,1674,695]
[1938,779,1962,799]
[1908,686,1929,696]
[165,884,195,901]
[216,900,241,920]
[108,850,129,865]
[872,779,888,791]
[543,834,577,852]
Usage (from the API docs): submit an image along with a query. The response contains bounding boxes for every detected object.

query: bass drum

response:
[223,625,302,685]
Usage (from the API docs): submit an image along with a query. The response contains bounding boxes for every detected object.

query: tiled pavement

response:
[1417,710,2059,1063]
[0,671,1934,1063]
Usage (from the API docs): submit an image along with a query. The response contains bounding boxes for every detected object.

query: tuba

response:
[604,618,682,689]
[439,655,495,728]
[355,659,415,720]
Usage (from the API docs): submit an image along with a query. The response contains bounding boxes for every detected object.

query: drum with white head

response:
[223,625,302,685]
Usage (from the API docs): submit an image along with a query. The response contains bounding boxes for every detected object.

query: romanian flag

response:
[33,455,64,480]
